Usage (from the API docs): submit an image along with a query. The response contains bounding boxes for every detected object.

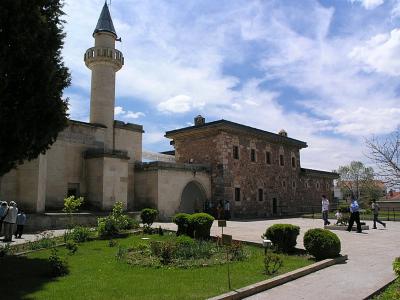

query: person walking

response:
[15,210,27,239]
[3,201,18,242]
[371,200,386,229]
[321,195,331,225]
[347,196,362,233]
[224,200,231,220]
[0,201,8,236]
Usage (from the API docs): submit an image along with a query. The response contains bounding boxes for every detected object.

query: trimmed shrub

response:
[191,213,215,239]
[172,213,192,236]
[140,208,158,227]
[304,228,341,260]
[264,224,300,253]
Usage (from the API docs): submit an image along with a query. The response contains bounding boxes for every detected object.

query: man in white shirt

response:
[3,201,18,242]
[321,195,330,225]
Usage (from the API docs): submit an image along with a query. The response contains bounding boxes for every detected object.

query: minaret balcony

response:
[84,47,124,71]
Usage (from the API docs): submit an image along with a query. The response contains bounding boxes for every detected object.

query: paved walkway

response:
[154,218,400,300]
[0,229,66,247]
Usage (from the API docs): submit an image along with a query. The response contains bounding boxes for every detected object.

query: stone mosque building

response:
[0,3,337,220]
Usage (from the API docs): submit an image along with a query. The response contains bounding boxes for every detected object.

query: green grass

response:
[373,278,400,300]
[0,234,313,300]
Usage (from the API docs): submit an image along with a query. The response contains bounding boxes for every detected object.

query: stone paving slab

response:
[154,218,400,300]
[0,229,66,247]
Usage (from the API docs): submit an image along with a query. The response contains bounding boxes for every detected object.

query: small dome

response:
[278,129,288,137]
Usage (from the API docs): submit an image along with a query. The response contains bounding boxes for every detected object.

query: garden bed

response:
[0,234,313,300]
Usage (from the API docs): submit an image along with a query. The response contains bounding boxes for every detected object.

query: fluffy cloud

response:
[350,0,384,10]
[157,95,205,113]
[350,29,400,76]
[114,106,145,120]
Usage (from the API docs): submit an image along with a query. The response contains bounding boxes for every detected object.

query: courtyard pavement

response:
[0,229,66,247]
[154,218,400,300]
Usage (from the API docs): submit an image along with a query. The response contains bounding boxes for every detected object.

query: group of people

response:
[0,201,26,242]
[321,195,386,233]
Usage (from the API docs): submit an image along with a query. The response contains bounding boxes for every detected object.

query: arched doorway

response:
[179,181,207,213]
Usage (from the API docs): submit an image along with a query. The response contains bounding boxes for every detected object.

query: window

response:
[258,188,263,201]
[282,180,286,188]
[266,151,271,164]
[235,187,241,202]
[316,182,320,190]
[233,145,239,159]
[292,181,296,188]
[279,154,284,166]
[291,157,296,168]
[67,183,80,198]
[251,149,256,162]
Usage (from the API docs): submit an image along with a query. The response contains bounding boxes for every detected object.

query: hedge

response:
[264,224,300,253]
[303,228,341,260]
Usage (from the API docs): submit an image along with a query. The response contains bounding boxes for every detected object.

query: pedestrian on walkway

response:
[3,201,18,242]
[321,195,331,225]
[347,196,362,233]
[371,200,386,229]
[224,200,231,220]
[0,201,8,236]
[15,209,27,239]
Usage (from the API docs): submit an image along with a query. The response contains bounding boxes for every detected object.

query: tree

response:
[0,0,70,177]
[335,161,376,204]
[365,129,400,189]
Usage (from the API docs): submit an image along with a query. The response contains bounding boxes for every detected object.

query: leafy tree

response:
[0,0,70,177]
[335,161,379,204]
[63,196,84,228]
[366,129,400,189]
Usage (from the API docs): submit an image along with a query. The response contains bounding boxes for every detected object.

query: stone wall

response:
[172,128,334,218]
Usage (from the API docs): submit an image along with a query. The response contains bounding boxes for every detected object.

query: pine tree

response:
[0,0,70,176]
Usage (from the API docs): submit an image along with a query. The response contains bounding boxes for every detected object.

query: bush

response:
[304,228,341,260]
[339,204,350,213]
[70,226,91,243]
[393,257,400,277]
[140,208,158,227]
[49,248,69,277]
[264,253,283,275]
[65,241,78,255]
[172,213,192,236]
[28,232,56,250]
[264,224,300,253]
[121,216,140,230]
[0,243,12,257]
[97,216,119,238]
[190,213,214,239]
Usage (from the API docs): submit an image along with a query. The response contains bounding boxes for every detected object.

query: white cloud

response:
[157,95,205,113]
[350,0,384,10]
[114,106,145,120]
[350,29,400,76]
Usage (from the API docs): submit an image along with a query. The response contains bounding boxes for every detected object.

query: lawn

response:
[373,278,400,300]
[0,234,313,300]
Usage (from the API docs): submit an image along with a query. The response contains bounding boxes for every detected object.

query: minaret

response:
[84,2,124,150]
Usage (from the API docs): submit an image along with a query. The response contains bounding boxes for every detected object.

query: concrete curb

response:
[207,255,348,300]
[363,276,398,300]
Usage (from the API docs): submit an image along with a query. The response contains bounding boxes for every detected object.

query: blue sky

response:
[62,0,400,171]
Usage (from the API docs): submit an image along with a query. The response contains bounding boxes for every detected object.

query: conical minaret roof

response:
[93,2,117,37]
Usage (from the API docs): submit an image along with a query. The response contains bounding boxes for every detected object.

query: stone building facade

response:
[166,118,337,218]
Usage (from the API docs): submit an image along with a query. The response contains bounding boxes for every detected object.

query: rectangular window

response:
[291,157,296,168]
[266,151,271,164]
[235,187,241,202]
[280,154,284,166]
[251,149,256,162]
[258,188,263,201]
[233,145,239,159]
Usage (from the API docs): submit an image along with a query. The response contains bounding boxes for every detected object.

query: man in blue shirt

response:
[347,196,362,233]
